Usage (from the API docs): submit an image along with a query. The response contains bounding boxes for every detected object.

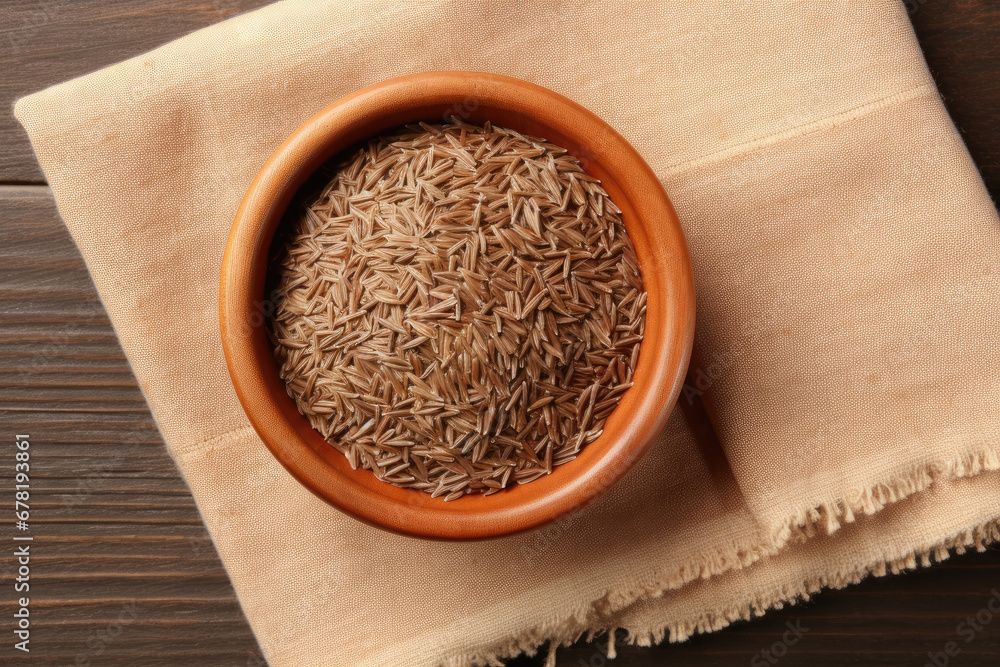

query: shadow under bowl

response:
[220,71,695,540]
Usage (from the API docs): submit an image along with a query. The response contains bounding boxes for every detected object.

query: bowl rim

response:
[220,71,695,540]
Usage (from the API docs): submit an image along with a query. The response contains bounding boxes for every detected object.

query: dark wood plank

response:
[3,0,996,194]
[0,185,265,664]
[909,0,1000,202]
[5,184,1000,667]
[518,548,1000,667]
[0,0,272,182]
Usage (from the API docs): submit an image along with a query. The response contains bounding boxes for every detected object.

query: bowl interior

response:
[220,72,694,540]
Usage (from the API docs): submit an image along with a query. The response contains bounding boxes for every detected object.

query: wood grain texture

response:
[517,549,1000,666]
[0,1,998,666]
[0,186,265,665]
[909,0,1000,201]
[0,0,272,182]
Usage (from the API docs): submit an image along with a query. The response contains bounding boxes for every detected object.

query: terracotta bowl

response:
[220,72,695,540]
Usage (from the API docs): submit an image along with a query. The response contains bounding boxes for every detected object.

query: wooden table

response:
[2,2,998,665]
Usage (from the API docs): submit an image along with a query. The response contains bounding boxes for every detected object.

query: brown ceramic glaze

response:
[220,72,695,540]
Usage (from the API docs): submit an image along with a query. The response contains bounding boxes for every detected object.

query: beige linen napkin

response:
[15,1,1000,665]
